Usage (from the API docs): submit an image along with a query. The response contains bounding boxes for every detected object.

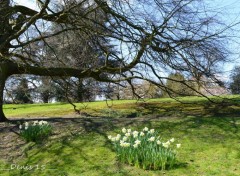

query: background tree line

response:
[6,72,220,103]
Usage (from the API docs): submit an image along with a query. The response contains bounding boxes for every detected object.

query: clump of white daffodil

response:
[19,120,52,142]
[108,127,181,170]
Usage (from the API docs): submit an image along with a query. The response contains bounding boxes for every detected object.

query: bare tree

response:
[0,0,234,121]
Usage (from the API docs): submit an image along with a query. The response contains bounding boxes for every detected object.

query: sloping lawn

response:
[3,95,240,119]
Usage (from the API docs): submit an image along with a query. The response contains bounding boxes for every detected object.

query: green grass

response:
[4,100,136,118]
[1,116,240,176]
[1,95,240,175]
[4,95,240,118]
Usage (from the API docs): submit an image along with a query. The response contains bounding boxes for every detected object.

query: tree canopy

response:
[0,0,234,121]
[229,66,240,94]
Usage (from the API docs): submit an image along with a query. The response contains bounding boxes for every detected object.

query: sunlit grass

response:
[1,95,240,175]
[4,95,240,118]
[0,116,239,175]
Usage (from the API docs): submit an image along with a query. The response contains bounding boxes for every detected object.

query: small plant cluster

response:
[19,120,52,142]
[108,127,181,170]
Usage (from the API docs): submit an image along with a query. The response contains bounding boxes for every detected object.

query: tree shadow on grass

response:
[0,116,180,174]
[134,101,240,119]
[1,113,240,175]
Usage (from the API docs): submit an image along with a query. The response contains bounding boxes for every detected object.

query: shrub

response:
[19,120,52,142]
[108,127,181,170]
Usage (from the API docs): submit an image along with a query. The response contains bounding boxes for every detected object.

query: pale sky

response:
[14,0,36,9]
[210,0,240,74]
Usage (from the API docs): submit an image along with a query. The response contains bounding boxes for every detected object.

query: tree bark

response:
[0,63,9,122]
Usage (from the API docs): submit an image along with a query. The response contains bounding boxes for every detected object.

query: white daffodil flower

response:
[122,128,127,133]
[42,121,48,124]
[143,127,148,131]
[120,142,125,147]
[39,120,44,125]
[111,137,117,142]
[162,142,169,148]
[148,137,155,142]
[140,132,144,136]
[133,131,138,138]
[133,143,139,148]
[108,135,112,140]
[125,132,131,137]
[115,134,121,141]
[120,142,130,147]
[176,144,181,148]
[122,136,128,141]
[132,131,138,136]
[124,142,130,147]
[170,138,175,143]
[157,140,161,145]
[149,129,155,134]
[135,140,141,145]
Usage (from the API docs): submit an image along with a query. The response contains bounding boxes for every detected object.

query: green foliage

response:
[19,120,52,142]
[37,76,55,103]
[52,78,97,103]
[38,4,114,103]
[108,127,180,170]
[13,78,32,104]
[141,80,163,99]
[164,72,195,97]
[229,66,240,94]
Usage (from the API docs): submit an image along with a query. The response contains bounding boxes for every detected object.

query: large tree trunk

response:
[0,63,9,122]
[0,0,11,122]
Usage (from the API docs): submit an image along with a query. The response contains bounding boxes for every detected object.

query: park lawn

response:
[0,115,239,175]
[0,96,240,175]
[3,95,240,118]
[3,100,138,118]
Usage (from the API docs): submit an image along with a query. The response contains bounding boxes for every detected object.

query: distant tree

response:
[39,2,113,103]
[109,80,162,100]
[12,78,32,104]
[52,78,97,102]
[164,73,195,97]
[36,76,55,103]
[143,81,163,99]
[229,66,240,94]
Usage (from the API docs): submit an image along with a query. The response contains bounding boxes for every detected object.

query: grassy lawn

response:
[0,96,240,175]
[3,95,240,118]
